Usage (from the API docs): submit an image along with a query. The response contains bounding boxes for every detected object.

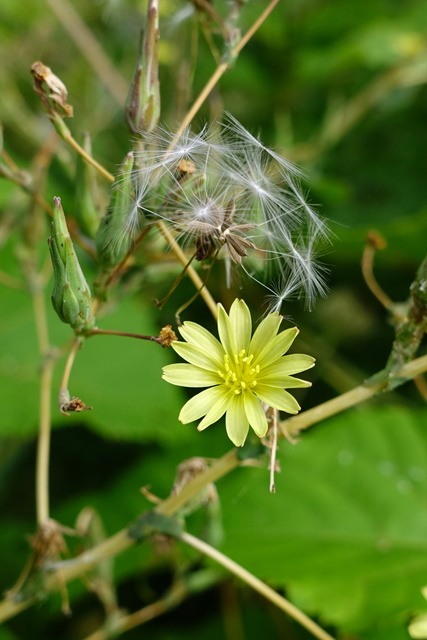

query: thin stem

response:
[103,226,153,291]
[32,288,53,526]
[157,221,218,319]
[32,290,50,355]
[82,583,187,640]
[87,328,168,345]
[269,408,278,493]
[59,337,82,394]
[361,232,394,311]
[173,249,220,322]
[172,0,280,144]
[155,252,196,310]
[36,360,54,525]
[180,531,337,640]
[4,355,427,622]
[282,354,427,437]
[192,0,226,32]
[64,133,114,183]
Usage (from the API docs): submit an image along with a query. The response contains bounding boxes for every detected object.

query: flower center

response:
[218,349,260,395]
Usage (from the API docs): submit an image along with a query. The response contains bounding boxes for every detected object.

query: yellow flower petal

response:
[178,321,224,363]
[229,299,252,352]
[172,342,220,371]
[260,354,315,377]
[255,384,301,414]
[197,388,233,430]
[162,363,221,387]
[225,394,249,446]
[243,392,268,437]
[254,327,299,368]
[179,386,226,423]
[217,303,235,356]
[256,374,312,389]
[249,312,282,357]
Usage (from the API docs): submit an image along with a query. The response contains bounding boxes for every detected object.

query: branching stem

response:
[2,351,427,621]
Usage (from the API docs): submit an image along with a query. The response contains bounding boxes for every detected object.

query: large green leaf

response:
[219,405,427,634]
[0,242,184,443]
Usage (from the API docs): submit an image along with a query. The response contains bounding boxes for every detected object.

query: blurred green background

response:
[1,1,427,639]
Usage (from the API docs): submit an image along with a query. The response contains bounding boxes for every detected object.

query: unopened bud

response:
[74,132,101,238]
[125,0,160,135]
[95,151,135,268]
[49,197,94,332]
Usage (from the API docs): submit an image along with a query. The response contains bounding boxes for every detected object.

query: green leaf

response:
[0,242,184,443]
[219,405,427,633]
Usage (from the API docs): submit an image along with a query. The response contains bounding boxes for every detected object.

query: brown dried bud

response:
[157,325,178,347]
[31,61,73,118]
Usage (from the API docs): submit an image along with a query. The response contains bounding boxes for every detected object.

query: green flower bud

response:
[125,0,160,135]
[49,197,95,332]
[95,151,135,268]
[74,132,101,238]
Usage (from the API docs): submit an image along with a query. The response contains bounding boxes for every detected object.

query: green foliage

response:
[221,405,427,634]
[1,0,427,639]
[0,245,183,442]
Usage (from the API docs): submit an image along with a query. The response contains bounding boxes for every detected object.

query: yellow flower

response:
[162,299,314,447]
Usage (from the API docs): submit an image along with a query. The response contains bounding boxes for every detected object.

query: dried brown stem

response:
[361,231,394,311]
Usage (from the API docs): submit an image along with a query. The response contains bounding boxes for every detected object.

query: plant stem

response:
[59,337,82,394]
[180,531,336,640]
[32,288,53,526]
[86,328,167,345]
[361,232,394,311]
[63,133,115,183]
[172,0,280,143]
[3,354,427,622]
[36,358,54,525]
[82,583,188,640]
[156,221,218,319]
[282,354,427,437]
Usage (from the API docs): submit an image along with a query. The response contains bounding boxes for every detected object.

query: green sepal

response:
[127,510,183,543]
[96,151,135,268]
[74,132,101,238]
[48,235,68,323]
